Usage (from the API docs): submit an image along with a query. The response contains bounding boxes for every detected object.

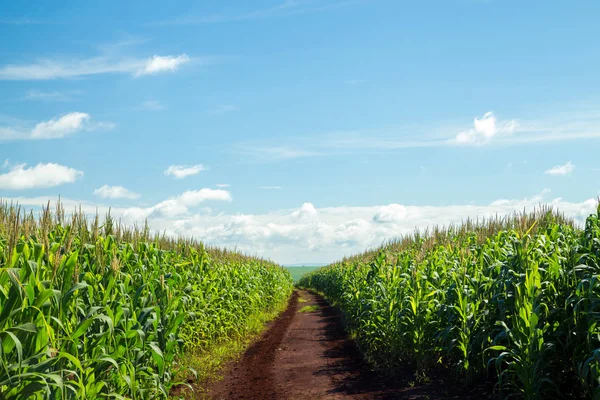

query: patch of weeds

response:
[299,305,319,313]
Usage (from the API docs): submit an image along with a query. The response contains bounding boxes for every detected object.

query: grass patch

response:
[299,305,320,313]
[298,297,309,303]
[284,266,323,282]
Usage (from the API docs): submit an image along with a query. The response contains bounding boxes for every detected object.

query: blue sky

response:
[1,0,599,263]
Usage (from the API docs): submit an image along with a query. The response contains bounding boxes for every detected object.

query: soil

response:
[206,290,495,400]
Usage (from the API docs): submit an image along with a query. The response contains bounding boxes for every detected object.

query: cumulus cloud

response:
[545,161,575,176]
[0,112,111,141]
[372,204,408,223]
[0,163,83,190]
[292,202,319,221]
[335,219,374,247]
[164,164,206,179]
[147,193,596,263]
[152,189,232,217]
[455,112,519,145]
[216,183,230,188]
[134,54,190,77]
[93,185,140,200]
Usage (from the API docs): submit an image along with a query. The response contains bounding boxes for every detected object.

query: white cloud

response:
[164,164,206,179]
[545,161,575,176]
[455,112,519,145]
[258,186,282,189]
[372,204,408,223]
[291,202,318,221]
[138,100,165,110]
[0,163,83,190]
[334,219,374,247]
[31,112,90,139]
[134,54,190,77]
[177,188,231,207]
[216,183,230,188]
[93,185,140,200]
[3,191,598,264]
[151,189,232,217]
[0,112,111,141]
[178,188,231,205]
[0,54,192,80]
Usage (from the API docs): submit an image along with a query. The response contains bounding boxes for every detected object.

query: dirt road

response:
[207,290,492,400]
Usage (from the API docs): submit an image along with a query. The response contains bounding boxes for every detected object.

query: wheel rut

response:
[207,290,492,399]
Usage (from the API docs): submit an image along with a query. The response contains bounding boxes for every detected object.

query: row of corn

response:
[299,205,600,399]
[0,202,293,399]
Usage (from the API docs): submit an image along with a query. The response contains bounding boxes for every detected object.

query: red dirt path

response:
[207,290,494,400]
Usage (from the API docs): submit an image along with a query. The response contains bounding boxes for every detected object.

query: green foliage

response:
[300,205,600,399]
[298,305,319,313]
[0,202,293,399]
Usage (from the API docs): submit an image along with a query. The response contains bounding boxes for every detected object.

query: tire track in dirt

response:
[207,290,493,399]
[207,291,299,399]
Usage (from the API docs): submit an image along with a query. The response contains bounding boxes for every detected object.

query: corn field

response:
[0,201,293,399]
[299,205,600,399]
